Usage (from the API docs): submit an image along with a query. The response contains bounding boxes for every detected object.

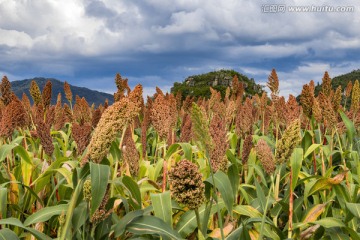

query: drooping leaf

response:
[24,204,68,226]
[233,205,262,218]
[209,222,234,238]
[0,143,17,163]
[226,224,251,240]
[0,228,19,240]
[127,216,184,240]
[0,217,51,240]
[14,145,32,165]
[112,210,144,237]
[311,217,345,228]
[176,200,224,237]
[303,144,321,160]
[307,178,334,197]
[165,143,180,160]
[302,203,327,224]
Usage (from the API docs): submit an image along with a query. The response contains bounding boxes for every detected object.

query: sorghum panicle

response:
[169,159,205,210]
[255,139,275,174]
[30,80,42,105]
[275,119,301,164]
[122,127,140,176]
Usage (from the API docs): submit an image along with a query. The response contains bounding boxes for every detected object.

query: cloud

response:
[254,61,360,98]
[0,0,359,97]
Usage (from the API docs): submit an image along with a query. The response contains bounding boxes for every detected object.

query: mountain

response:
[314,69,360,95]
[170,69,263,99]
[11,77,114,106]
[295,69,360,104]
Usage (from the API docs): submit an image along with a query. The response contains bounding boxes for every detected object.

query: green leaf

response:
[255,180,266,213]
[206,171,234,216]
[154,158,164,181]
[176,200,225,237]
[110,141,121,162]
[0,217,51,240]
[112,210,144,237]
[72,202,88,232]
[303,144,320,160]
[127,216,184,240]
[150,191,173,227]
[339,110,355,143]
[90,162,110,216]
[333,184,351,211]
[31,157,69,187]
[233,206,281,240]
[165,143,180,160]
[178,143,193,161]
[13,145,32,165]
[226,224,251,240]
[60,178,85,240]
[301,203,327,224]
[0,217,24,228]
[228,164,239,199]
[307,178,333,197]
[345,202,360,218]
[0,143,17,163]
[226,149,237,165]
[21,158,33,187]
[0,188,7,219]
[301,131,313,154]
[327,230,350,240]
[122,175,142,209]
[0,229,19,240]
[24,204,68,226]
[312,217,345,228]
[291,148,304,191]
[233,205,262,218]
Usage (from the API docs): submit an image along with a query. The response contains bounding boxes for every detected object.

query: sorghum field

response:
[0,70,359,240]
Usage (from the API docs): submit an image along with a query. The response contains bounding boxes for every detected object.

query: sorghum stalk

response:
[110,126,127,198]
[273,170,281,227]
[288,168,294,239]
[194,208,203,236]
[329,129,335,168]
[162,140,167,192]
[259,174,275,240]
[191,103,224,239]
[207,151,225,240]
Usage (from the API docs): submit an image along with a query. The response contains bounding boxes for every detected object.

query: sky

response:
[0,0,359,98]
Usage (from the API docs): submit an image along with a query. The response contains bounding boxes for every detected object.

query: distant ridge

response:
[10,77,114,106]
[314,69,360,95]
[171,69,263,99]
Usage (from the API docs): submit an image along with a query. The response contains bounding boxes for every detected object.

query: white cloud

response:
[262,61,360,97]
[0,0,359,95]
[155,10,205,34]
[0,29,33,48]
